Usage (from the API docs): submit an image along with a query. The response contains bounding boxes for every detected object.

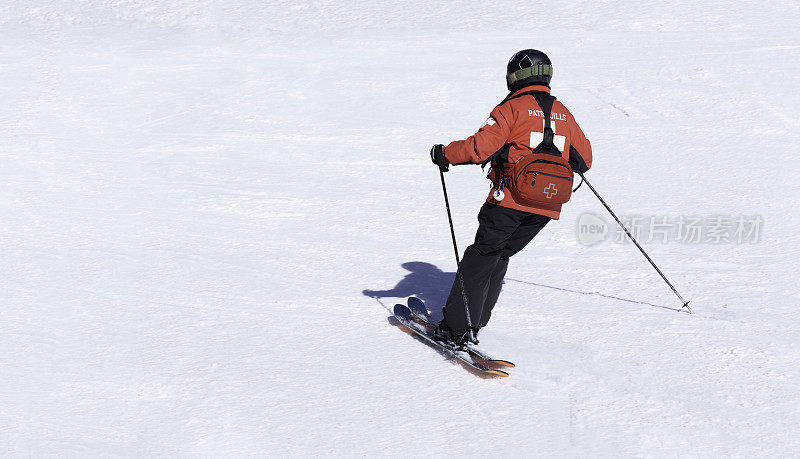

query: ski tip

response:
[393,303,412,318]
[407,297,428,314]
[488,360,515,368]
[484,369,509,377]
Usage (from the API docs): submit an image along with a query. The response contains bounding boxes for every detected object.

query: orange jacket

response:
[443,85,592,219]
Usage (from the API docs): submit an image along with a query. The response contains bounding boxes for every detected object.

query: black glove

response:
[430,144,449,172]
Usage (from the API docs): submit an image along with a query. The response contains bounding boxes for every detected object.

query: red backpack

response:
[487,91,574,206]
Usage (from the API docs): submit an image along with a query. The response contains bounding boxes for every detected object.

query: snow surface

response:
[2,1,800,456]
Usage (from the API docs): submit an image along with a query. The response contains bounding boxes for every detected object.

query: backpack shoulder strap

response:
[498,90,557,147]
[528,91,556,148]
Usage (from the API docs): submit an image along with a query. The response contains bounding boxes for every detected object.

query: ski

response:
[406,297,515,368]
[393,304,508,377]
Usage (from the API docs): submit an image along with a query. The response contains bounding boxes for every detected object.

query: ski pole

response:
[439,168,476,342]
[579,173,691,311]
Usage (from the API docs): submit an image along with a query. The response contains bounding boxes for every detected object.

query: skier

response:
[429,49,593,346]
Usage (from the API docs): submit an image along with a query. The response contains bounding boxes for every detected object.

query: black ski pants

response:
[442,202,550,334]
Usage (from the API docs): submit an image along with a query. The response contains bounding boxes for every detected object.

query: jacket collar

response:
[510,84,551,96]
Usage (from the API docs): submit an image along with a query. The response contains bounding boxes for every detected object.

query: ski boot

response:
[432,321,471,350]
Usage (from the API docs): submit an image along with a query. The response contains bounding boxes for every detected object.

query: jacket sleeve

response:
[567,109,592,174]
[443,103,513,165]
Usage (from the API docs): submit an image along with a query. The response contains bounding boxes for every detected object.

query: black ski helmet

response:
[506,49,552,91]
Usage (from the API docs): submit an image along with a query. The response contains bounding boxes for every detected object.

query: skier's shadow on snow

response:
[362,261,453,323]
